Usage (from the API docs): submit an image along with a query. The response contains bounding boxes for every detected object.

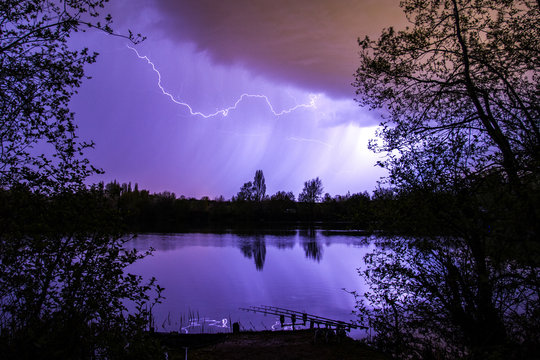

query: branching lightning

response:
[127,45,319,118]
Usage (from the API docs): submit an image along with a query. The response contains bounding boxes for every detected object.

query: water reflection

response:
[125,230,372,337]
[130,230,366,270]
[302,239,323,262]
[238,235,267,270]
[299,227,317,238]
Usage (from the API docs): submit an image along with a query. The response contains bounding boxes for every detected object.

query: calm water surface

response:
[125,230,372,338]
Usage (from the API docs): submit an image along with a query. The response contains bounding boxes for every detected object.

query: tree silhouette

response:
[234,170,267,203]
[353,0,539,358]
[235,181,254,201]
[354,0,539,192]
[270,191,295,202]
[253,169,267,202]
[298,177,323,203]
[0,0,143,193]
[0,2,160,358]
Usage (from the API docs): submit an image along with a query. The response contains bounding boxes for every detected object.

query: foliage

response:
[235,181,255,202]
[298,177,324,203]
[355,0,539,190]
[0,187,164,359]
[353,176,540,358]
[252,169,267,202]
[353,0,539,358]
[0,1,160,358]
[270,191,295,202]
[234,170,267,202]
[352,234,539,359]
[91,181,380,230]
[0,0,143,193]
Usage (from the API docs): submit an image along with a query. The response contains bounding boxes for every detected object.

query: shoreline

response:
[152,329,388,359]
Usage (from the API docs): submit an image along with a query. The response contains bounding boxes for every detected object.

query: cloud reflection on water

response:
[124,231,372,337]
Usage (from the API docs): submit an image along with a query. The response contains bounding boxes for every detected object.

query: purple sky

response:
[70,0,406,199]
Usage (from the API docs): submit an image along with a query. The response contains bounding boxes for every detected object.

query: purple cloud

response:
[151,0,405,98]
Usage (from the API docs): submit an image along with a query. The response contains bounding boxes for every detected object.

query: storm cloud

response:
[152,0,405,99]
[67,0,400,198]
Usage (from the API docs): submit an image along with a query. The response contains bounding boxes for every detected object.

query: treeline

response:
[97,180,375,232]
[98,177,487,235]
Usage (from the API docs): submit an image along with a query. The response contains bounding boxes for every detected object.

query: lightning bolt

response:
[127,45,319,118]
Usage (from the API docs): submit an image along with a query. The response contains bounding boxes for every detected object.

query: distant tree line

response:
[92,171,478,235]
[96,174,375,232]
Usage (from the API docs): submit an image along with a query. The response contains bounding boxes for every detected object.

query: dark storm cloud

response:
[153,0,404,99]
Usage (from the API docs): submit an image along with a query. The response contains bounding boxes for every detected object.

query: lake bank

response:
[154,329,388,360]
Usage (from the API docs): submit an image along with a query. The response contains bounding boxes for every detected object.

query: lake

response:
[125,230,372,338]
